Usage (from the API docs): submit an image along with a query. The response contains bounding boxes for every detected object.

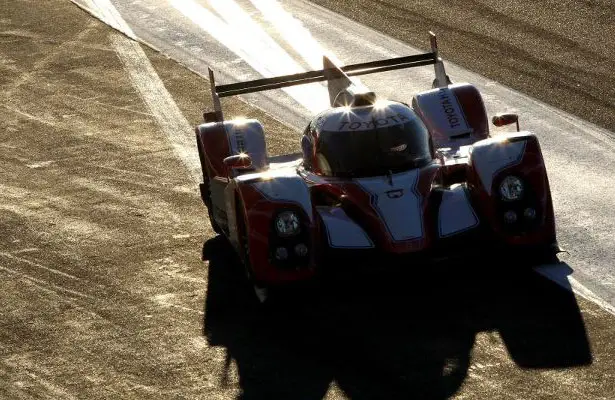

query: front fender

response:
[468,132,556,246]
[234,175,317,285]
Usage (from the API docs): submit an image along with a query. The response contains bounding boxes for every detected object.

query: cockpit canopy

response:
[304,101,432,178]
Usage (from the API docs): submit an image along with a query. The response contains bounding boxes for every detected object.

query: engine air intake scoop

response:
[333,90,377,108]
[351,92,377,107]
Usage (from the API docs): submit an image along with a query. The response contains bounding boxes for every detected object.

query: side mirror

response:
[223,154,252,170]
[492,113,520,132]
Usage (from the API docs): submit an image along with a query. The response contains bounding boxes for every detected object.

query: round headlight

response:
[274,247,289,260]
[275,211,301,237]
[499,176,524,201]
[503,210,518,224]
[294,243,309,257]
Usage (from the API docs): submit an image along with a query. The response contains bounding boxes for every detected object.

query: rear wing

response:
[205,32,449,122]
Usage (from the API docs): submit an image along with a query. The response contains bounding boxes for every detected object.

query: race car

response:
[196,33,557,300]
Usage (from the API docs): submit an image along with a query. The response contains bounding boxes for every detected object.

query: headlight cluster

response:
[272,211,309,264]
[499,175,524,201]
[275,211,301,237]
[498,175,537,226]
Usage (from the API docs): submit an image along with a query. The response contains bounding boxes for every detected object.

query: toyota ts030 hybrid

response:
[196,33,558,297]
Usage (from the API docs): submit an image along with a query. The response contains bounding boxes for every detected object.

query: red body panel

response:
[452,84,490,140]
[237,185,317,285]
[196,123,231,177]
[413,83,490,149]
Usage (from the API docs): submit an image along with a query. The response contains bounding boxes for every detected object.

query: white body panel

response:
[317,206,374,249]
[251,177,313,221]
[224,119,268,171]
[355,169,423,242]
[438,184,479,237]
[470,133,530,192]
[414,86,472,138]
[236,161,313,222]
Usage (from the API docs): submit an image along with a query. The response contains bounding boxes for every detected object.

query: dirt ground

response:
[1,0,615,399]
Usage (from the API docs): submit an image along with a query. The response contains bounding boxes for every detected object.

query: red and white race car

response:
[196,33,557,299]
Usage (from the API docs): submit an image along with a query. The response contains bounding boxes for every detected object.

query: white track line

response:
[77,0,201,183]
[79,0,136,38]
[74,0,615,316]
[110,35,201,182]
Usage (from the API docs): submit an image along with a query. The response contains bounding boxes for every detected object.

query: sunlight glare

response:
[373,98,389,110]
[249,0,366,88]
[170,0,329,113]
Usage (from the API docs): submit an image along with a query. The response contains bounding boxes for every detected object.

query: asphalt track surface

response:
[1,0,615,399]
[311,0,615,134]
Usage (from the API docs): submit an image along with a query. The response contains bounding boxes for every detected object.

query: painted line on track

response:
[109,34,202,183]
[73,0,201,184]
[73,0,615,317]
[77,0,136,38]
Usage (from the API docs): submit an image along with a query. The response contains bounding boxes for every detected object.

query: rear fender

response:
[224,119,268,173]
[195,122,230,178]
[413,83,489,148]
[196,119,268,179]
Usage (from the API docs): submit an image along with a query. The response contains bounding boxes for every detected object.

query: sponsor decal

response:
[315,115,327,131]
[416,88,471,138]
[386,189,404,199]
[439,90,462,129]
[338,113,410,131]
[390,143,407,152]
[233,129,246,153]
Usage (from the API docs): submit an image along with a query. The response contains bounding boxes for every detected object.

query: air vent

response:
[351,92,377,107]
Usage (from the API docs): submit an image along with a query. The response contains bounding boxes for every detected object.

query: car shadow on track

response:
[201,236,592,400]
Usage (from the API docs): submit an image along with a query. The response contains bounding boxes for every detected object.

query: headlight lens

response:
[524,208,536,219]
[503,210,518,224]
[294,243,309,257]
[275,211,301,237]
[499,176,524,201]
[274,247,289,260]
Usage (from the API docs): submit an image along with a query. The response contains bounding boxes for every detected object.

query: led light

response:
[275,211,301,237]
[274,247,288,261]
[294,243,308,257]
[499,176,524,201]
[524,208,537,219]
[504,210,518,224]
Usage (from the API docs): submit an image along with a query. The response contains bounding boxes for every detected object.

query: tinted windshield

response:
[318,117,432,177]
